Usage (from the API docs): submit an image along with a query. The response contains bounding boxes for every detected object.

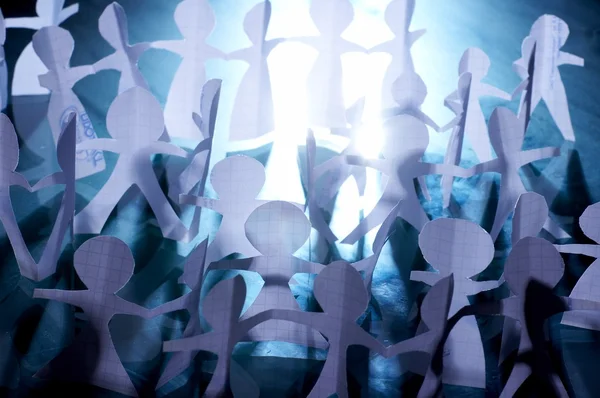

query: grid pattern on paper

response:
[391,72,428,109]
[579,202,600,243]
[98,3,129,53]
[512,192,548,243]
[420,275,453,333]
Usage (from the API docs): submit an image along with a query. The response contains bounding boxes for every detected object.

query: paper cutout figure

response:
[263,261,387,398]
[556,201,600,331]
[342,115,470,243]
[462,106,562,240]
[93,3,151,94]
[229,0,282,142]
[411,218,502,388]
[5,0,79,96]
[0,113,37,279]
[369,0,426,111]
[512,15,584,143]
[162,275,264,398]
[511,191,568,244]
[151,0,225,141]
[0,11,7,111]
[33,236,172,397]
[75,87,191,241]
[290,0,366,128]
[180,155,269,265]
[32,26,106,180]
[206,201,328,349]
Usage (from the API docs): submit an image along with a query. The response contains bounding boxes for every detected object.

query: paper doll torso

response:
[562,258,600,331]
[114,50,148,94]
[381,36,416,109]
[210,199,262,260]
[12,43,50,96]
[0,54,7,111]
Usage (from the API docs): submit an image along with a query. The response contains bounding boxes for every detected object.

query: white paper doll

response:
[32,26,106,180]
[74,87,191,241]
[369,0,426,111]
[0,11,7,111]
[150,0,225,141]
[512,15,584,143]
[33,236,172,397]
[228,0,283,142]
[206,200,329,349]
[5,0,79,96]
[411,218,503,388]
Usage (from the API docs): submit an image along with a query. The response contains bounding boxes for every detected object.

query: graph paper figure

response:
[512,15,584,143]
[263,261,386,398]
[206,201,329,349]
[5,0,79,96]
[33,26,106,180]
[75,87,191,241]
[369,0,426,111]
[411,218,503,388]
[33,236,172,397]
[151,0,225,141]
[0,10,7,111]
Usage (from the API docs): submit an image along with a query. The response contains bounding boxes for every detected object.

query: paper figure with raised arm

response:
[32,26,106,180]
[162,275,266,398]
[4,0,79,97]
[341,114,470,243]
[93,2,152,95]
[411,218,503,388]
[290,0,366,128]
[74,87,191,241]
[263,261,387,398]
[0,11,7,111]
[206,201,329,349]
[369,0,426,111]
[229,0,283,142]
[461,106,562,241]
[513,15,584,143]
[32,236,173,397]
[150,0,225,141]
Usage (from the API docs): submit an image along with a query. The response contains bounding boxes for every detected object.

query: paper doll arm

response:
[444,90,460,104]
[421,163,471,178]
[4,17,44,30]
[368,41,391,54]
[264,38,286,54]
[207,258,254,273]
[77,138,121,153]
[519,147,561,167]
[341,40,366,53]
[564,297,600,312]
[314,156,345,178]
[481,83,512,101]
[147,294,190,318]
[148,142,188,158]
[352,326,386,356]
[9,172,32,191]
[130,42,151,61]
[179,195,224,214]
[59,4,80,24]
[438,114,462,132]
[70,65,95,84]
[32,172,66,191]
[163,333,213,353]
[465,159,501,176]
[468,278,505,295]
[150,40,184,55]
[511,79,529,100]
[33,289,87,307]
[408,29,427,46]
[386,333,432,357]
[410,271,443,286]
[346,155,388,173]
[558,52,584,67]
[413,109,441,132]
[293,257,325,274]
[554,244,600,258]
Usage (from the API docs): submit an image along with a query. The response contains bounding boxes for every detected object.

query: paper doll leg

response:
[204,355,231,397]
[542,217,570,240]
[499,317,521,364]
[352,166,367,197]
[441,129,463,208]
[230,360,260,398]
[398,197,430,233]
[156,351,196,389]
[543,81,575,142]
[0,197,37,280]
[490,191,519,241]
[307,355,348,398]
[74,177,130,235]
[417,176,431,202]
[341,199,397,245]
[310,204,338,244]
[317,167,349,208]
[443,316,486,388]
[466,108,494,163]
[499,363,531,398]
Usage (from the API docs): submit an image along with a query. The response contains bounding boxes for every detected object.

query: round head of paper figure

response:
[532,15,569,46]
[74,236,135,293]
[488,107,524,159]
[512,192,548,244]
[420,274,453,332]
[0,114,20,172]
[391,72,427,109]
[310,0,354,35]
[314,261,369,320]
[385,0,416,33]
[36,0,65,23]
[245,201,311,257]
[458,48,490,79]
[382,114,429,160]
[33,26,74,70]
[202,275,246,328]
[174,0,216,40]
[578,202,600,244]
[98,3,129,49]
[244,0,271,44]
[210,156,266,200]
[504,237,564,296]
[106,87,165,146]
[418,218,494,279]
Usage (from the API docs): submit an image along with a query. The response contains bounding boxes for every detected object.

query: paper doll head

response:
[245,201,311,257]
[73,236,135,294]
[384,0,416,33]
[504,237,564,295]
[36,0,65,23]
[309,0,354,35]
[178,239,208,287]
[210,156,266,200]
[531,15,569,47]
[106,86,164,144]
[0,114,20,172]
[382,114,429,160]
[202,275,247,329]
[98,2,129,49]
[391,72,427,109]
[174,0,216,40]
[512,192,548,244]
[488,107,524,158]
[244,0,271,44]
[33,26,74,70]
[458,47,490,79]
[578,202,600,244]
[420,274,454,332]
[314,261,369,320]
[418,218,494,278]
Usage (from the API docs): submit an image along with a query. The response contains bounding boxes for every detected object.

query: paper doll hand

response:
[148,142,188,158]
[410,271,443,287]
[465,159,500,176]
[148,294,190,318]
[9,173,32,191]
[519,147,561,167]
[385,333,431,358]
[511,79,529,100]
[32,173,66,192]
[423,163,471,178]
[163,334,208,353]
[150,40,182,53]
[179,195,223,213]
[130,42,152,61]
[207,258,254,273]
[346,155,387,173]
[469,277,505,295]
[33,289,84,307]
[558,52,584,67]
[77,138,121,153]
[58,4,80,24]
[408,29,427,46]
[438,114,462,132]
[4,16,45,30]
[482,84,512,101]
[554,244,600,258]
[353,326,387,357]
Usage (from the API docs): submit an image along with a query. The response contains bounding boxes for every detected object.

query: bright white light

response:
[355,121,385,159]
